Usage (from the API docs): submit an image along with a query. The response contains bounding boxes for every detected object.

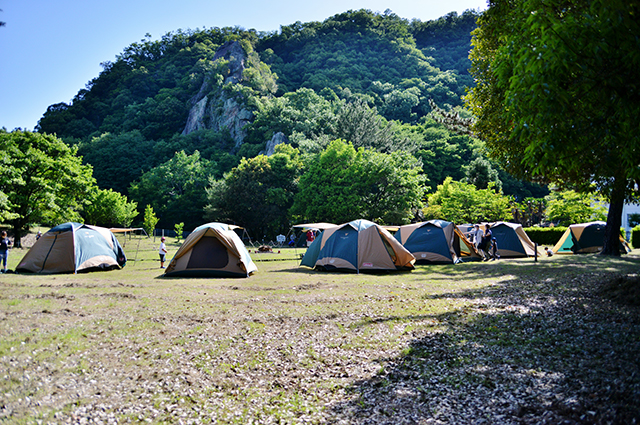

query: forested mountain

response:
[33,9,547,233]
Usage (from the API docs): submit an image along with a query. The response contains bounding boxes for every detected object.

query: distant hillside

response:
[37,9,478,143]
[32,8,549,230]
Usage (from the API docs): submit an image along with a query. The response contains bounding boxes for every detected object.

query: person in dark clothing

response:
[479,224,493,261]
[0,231,12,273]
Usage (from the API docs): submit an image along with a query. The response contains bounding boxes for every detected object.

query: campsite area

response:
[1,234,640,424]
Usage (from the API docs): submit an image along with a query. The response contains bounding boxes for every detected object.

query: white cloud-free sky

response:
[0,0,487,131]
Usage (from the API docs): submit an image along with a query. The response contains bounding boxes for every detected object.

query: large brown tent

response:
[164,222,257,277]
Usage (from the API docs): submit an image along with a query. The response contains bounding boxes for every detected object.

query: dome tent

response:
[16,222,126,274]
[488,222,537,258]
[164,222,257,277]
[394,220,481,264]
[552,221,630,254]
[300,219,415,273]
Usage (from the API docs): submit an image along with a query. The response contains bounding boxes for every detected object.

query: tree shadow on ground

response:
[327,255,640,424]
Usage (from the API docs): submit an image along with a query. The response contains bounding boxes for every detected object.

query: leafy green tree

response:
[465,0,640,255]
[0,130,95,247]
[174,222,184,241]
[78,130,155,195]
[333,100,415,153]
[129,150,213,230]
[464,157,502,192]
[205,144,303,238]
[83,188,139,228]
[359,149,426,224]
[423,177,512,224]
[142,205,159,237]
[291,139,425,224]
[545,190,607,227]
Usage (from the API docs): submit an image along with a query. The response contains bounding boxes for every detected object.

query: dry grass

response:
[1,234,639,424]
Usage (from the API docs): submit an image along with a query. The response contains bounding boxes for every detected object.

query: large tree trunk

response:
[600,180,625,256]
[12,227,24,249]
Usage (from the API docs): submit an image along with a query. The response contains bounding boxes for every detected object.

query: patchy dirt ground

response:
[1,253,639,424]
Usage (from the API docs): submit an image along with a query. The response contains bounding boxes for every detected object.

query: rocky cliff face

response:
[260,132,289,156]
[182,41,254,150]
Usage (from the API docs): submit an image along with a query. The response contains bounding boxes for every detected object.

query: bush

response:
[524,226,567,246]
[632,226,640,249]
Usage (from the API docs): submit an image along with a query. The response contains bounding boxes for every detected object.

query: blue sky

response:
[0,0,487,132]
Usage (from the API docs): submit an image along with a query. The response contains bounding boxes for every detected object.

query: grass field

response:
[1,234,639,424]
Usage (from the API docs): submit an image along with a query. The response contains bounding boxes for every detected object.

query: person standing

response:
[306,230,315,247]
[479,224,493,261]
[471,224,483,249]
[0,231,12,273]
[159,236,168,269]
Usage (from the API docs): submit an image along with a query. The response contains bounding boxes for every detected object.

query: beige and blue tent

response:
[164,222,257,277]
[16,222,126,274]
[394,220,480,264]
[300,219,415,273]
[488,222,537,258]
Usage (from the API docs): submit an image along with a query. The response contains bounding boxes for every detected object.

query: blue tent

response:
[488,222,537,257]
[300,219,415,273]
[394,220,482,263]
[17,223,126,274]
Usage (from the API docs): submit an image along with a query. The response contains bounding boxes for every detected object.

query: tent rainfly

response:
[164,222,257,277]
[16,222,126,274]
[394,220,481,264]
[552,221,630,254]
[300,219,415,273]
[488,222,538,258]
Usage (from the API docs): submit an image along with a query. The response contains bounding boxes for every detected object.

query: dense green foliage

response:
[422,177,512,224]
[0,130,95,246]
[465,0,640,255]
[205,144,302,238]
[83,188,139,228]
[129,150,214,230]
[523,227,567,247]
[26,9,555,237]
[290,140,425,226]
[544,190,607,227]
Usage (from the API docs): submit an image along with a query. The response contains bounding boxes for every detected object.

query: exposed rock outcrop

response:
[182,41,254,150]
[260,132,289,156]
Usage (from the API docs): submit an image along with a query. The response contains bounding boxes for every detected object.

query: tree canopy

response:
[0,130,95,246]
[465,0,640,255]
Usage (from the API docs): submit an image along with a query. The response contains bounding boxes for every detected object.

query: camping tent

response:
[289,222,337,248]
[489,222,537,257]
[394,220,481,264]
[16,222,126,274]
[300,219,415,272]
[164,222,257,277]
[552,221,629,254]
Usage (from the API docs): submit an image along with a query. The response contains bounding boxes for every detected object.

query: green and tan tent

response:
[16,222,126,274]
[300,219,415,273]
[164,222,257,277]
[552,221,629,254]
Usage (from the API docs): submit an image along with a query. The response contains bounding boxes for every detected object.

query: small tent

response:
[552,221,629,254]
[164,222,257,277]
[300,219,415,272]
[17,222,126,274]
[395,220,481,264]
[489,222,537,258]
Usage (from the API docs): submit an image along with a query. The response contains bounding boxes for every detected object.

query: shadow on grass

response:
[327,254,640,424]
